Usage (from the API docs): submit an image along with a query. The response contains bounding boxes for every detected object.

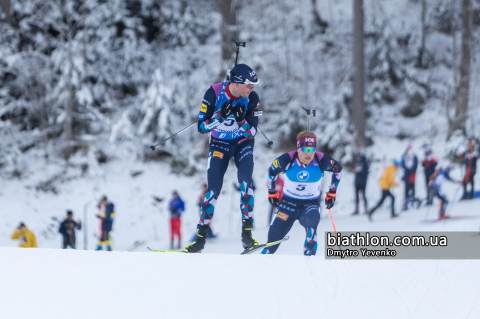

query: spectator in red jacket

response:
[169,191,185,249]
[460,140,478,200]
[401,143,418,210]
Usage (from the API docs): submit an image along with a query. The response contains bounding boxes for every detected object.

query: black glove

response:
[268,190,280,207]
[220,101,234,119]
[325,188,336,209]
[233,103,246,122]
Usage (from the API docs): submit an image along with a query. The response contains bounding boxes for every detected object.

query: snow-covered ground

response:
[2,139,480,318]
[2,243,480,319]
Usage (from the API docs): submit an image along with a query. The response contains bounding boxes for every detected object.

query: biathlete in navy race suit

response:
[185,64,261,253]
[262,132,343,256]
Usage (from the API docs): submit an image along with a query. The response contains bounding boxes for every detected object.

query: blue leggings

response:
[262,197,320,256]
[199,138,255,226]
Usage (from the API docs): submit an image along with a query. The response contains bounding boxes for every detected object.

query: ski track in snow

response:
[416,260,440,309]
[376,266,415,319]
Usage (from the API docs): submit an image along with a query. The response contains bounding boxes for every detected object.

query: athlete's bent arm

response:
[236,92,259,138]
[197,87,224,134]
[320,154,343,190]
[267,153,291,191]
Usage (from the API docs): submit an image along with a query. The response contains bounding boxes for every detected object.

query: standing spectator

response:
[96,195,115,251]
[421,145,438,205]
[401,143,418,210]
[11,222,37,248]
[352,152,369,215]
[197,183,216,239]
[169,191,185,249]
[59,210,81,249]
[460,140,478,200]
[368,160,400,220]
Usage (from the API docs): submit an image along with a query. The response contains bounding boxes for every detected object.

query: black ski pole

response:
[257,126,273,146]
[150,123,196,150]
[445,184,462,216]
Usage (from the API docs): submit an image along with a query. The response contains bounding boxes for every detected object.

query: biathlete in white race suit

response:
[263,131,343,256]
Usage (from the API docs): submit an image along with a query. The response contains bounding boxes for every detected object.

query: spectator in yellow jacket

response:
[368,161,400,220]
[11,223,37,248]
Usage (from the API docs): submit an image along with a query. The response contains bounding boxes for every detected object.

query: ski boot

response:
[184,224,209,253]
[241,219,258,250]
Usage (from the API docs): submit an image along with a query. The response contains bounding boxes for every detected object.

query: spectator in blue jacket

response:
[169,191,185,249]
[96,195,115,251]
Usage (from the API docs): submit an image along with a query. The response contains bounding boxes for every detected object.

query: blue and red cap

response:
[297,136,316,149]
[229,64,259,85]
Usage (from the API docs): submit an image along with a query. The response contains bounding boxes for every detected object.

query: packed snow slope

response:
[2,241,480,319]
[3,195,480,318]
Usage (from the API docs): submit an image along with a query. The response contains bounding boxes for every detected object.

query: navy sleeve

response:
[267,153,292,191]
[363,158,369,175]
[59,221,66,235]
[234,91,259,138]
[472,153,478,175]
[197,87,223,134]
[319,154,343,190]
[358,158,369,178]
[445,172,455,183]
[401,153,406,170]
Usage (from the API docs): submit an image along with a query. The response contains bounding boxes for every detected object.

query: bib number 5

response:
[223,119,235,127]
